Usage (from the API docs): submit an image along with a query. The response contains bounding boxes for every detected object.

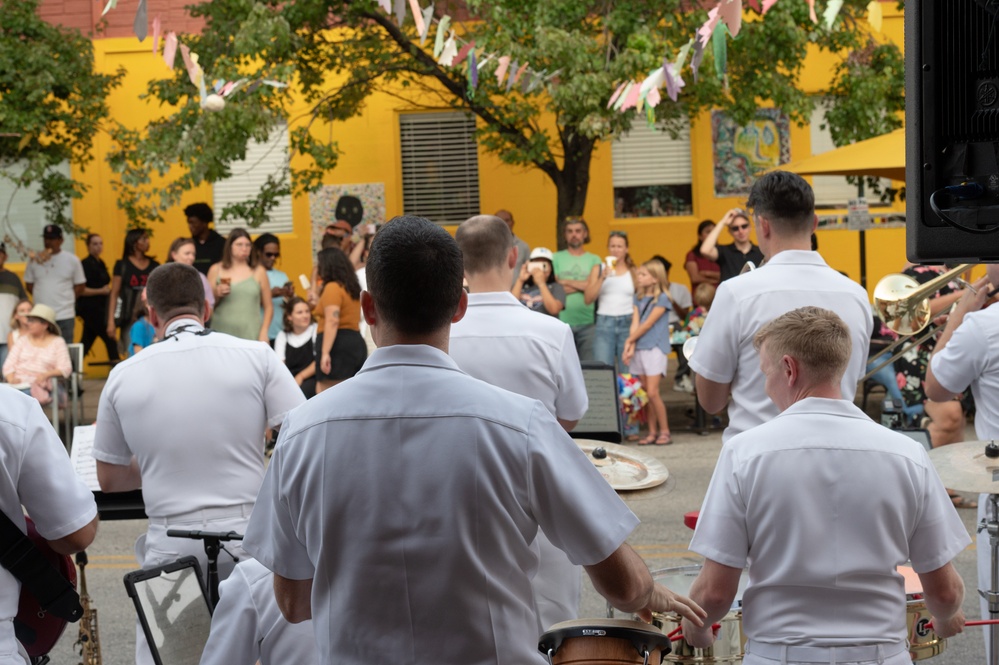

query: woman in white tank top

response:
[590,231,636,373]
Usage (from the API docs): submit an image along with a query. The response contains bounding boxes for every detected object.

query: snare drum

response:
[608,565,749,664]
[898,565,947,661]
[539,618,672,665]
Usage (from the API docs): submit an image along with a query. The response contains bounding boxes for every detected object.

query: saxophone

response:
[74,552,102,665]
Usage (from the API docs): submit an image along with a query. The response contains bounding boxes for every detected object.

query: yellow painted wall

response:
[15,6,907,373]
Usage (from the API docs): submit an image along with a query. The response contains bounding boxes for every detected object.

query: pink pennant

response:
[719,0,742,37]
[495,55,511,85]
[646,86,661,108]
[806,0,817,22]
[151,16,161,53]
[697,7,721,48]
[180,43,194,73]
[512,62,529,86]
[620,83,642,111]
[408,0,425,35]
[453,41,475,66]
[163,32,177,68]
[762,0,778,12]
[607,82,627,108]
[746,0,761,11]
[378,0,391,10]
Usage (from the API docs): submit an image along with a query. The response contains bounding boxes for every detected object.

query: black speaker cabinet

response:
[907,0,999,262]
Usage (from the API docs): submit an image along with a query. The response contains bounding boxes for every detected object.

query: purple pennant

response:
[468,49,478,93]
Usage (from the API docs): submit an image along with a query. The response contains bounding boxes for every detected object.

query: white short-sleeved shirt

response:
[596,270,635,316]
[23,251,86,320]
[0,387,97,660]
[667,282,693,327]
[930,305,999,440]
[92,318,305,519]
[691,397,970,646]
[242,345,638,665]
[199,559,316,665]
[688,251,872,441]
[450,291,588,423]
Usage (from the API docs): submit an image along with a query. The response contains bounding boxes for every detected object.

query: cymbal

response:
[927,440,999,494]
[573,439,669,492]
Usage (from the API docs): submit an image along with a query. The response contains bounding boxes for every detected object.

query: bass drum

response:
[898,565,947,661]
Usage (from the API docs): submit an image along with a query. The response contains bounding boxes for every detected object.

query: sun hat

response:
[27,303,60,335]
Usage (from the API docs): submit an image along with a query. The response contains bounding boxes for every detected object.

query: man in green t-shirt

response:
[552,218,602,361]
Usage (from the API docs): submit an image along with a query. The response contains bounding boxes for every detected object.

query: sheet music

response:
[69,425,101,492]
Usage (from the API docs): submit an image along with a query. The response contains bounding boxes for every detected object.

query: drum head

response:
[539,618,671,663]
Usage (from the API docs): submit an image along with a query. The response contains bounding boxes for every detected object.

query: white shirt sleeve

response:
[262,349,308,428]
[907,451,973,573]
[92,379,134,466]
[72,256,86,285]
[929,316,987,395]
[20,397,98,539]
[553,325,588,422]
[243,416,316,580]
[526,403,639,566]
[199,564,261,665]
[689,441,750,569]
[687,282,740,384]
[274,332,288,364]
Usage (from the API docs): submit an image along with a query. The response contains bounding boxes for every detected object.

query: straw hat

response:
[27,304,60,336]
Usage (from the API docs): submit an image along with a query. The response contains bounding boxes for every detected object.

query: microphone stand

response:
[166,529,243,609]
[979,494,999,665]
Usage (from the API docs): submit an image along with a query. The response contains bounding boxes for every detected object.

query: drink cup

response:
[605,256,618,270]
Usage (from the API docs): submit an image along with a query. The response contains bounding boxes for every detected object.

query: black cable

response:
[929,187,999,235]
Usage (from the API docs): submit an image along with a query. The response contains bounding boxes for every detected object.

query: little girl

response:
[623,260,673,445]
[274,297,318,398]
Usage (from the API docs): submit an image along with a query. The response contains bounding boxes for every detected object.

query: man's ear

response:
[451,290,468,324]
[360,290,377,326]
[508,245,518,269]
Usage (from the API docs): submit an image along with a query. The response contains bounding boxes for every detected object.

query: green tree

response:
[111,0,904,243]
[0,0,122,234]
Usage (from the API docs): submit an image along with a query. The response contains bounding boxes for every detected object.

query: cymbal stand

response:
[165,529,243,609]
[978,494,999,665]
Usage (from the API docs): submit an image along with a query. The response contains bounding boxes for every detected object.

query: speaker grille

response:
[939,0,999,142]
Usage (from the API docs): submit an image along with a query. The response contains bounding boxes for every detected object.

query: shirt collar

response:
[763,250,829,268]
[358,344,465,375]
[164,317,206,336]
[777,396,871,422]
[466,291,522,307]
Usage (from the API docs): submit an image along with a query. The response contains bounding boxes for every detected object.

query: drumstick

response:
[926,619,999,629]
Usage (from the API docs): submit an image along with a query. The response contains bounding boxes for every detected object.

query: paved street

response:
[43,377,987,664]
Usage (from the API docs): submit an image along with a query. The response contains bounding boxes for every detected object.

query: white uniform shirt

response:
[450,291,588,422]
[199,559,316,665]
[930,304,999,439]
[92,318,305,519]
[450,291,589,631]
[688,250,872,441]
[691,397,969,646]
[667,282,693,327]
[0,387,97,662]
[243,345,638,665]
[23,251,86,320]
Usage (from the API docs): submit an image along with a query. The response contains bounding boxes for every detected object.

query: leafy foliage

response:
[111,0,904,238]
[0,0,122,232]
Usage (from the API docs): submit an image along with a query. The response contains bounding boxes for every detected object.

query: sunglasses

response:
[731,224,750,231]
[609,230,628,238]
[264,252,280,258]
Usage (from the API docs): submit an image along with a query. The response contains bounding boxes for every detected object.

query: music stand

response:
[570,362,623,444]
[123,556,213,665]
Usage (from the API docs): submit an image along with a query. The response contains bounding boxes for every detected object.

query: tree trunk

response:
[552,134,594,250]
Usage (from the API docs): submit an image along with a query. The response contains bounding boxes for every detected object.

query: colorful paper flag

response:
[506,60,519,91]
[511,61,529,86]
[620,83,641,111]
[495,55,511,85]
[664,63,685,102]
[434,15,451,57]
[163,32,178,69]
[420,5,435,44]
[152,16,161,53]
[867,0,883,31]
[762,0,779,12]
[719,0,742,37]
[806,0,817,23]
[437,31,458,66]
[468,50,478,91]
[646,86,662,109]
[453,41,475,66]
[823,0,844,28]
[394,0,406,24]
[691,40,704,83]
[712,23,727,79]
[697,6,721,49]
[133,0,148,41]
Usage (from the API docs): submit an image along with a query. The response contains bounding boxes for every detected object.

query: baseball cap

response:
[42,225,63,239]
[529,247,554,262]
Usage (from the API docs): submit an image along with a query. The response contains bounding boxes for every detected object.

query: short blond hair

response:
[753,307,852,384]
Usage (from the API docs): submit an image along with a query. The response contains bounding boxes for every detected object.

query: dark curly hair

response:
[317,247,361,300]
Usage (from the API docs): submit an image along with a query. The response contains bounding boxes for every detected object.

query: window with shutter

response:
[810,106,891,208]
[612,121,693,218]
[213,124,294,234]
[399,112,480,225]
[0,162,73,262]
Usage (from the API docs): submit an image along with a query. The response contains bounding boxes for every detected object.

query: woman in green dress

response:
[207,228,272,342]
